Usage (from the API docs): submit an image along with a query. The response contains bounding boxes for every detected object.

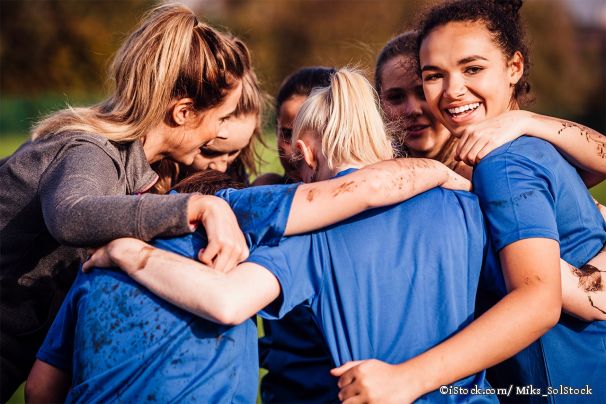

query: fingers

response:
[82,248,101,272]
[198,234,249,273]
[331,360,363,377]
[199,241,220,267]
[339,383,362,403]
[456,132,482,166]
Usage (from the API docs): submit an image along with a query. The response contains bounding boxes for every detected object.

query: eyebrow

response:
[421,55,489,72]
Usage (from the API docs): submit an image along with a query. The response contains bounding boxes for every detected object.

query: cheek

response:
[190,154,212,171]
[383,102,404,121]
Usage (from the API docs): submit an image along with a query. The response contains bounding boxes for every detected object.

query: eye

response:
[464,66,483,75]
[383,92,405,105]
[200,147,224,158]
[422,73,442,82]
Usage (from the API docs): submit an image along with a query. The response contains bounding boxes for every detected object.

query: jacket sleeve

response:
[39,141,193,247]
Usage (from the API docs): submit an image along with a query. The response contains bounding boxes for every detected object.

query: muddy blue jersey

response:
[37,184,298,403]
[473,136,606,403]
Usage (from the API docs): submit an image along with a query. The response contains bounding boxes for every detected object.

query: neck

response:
[142,126,166,164]
[331,163,363,177]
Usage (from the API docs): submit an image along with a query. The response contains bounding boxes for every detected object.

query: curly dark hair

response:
[415,0,531,105]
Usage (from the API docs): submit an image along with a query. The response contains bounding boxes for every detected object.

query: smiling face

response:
[380,54,451,158]
[419,21,523,133]
[190,113,256,172]
[166,80,243,166]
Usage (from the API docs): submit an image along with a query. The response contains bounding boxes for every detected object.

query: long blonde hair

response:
[292,67,393,169]
[32,3,247,142]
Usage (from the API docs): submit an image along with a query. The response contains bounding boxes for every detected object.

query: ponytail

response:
[293,68,393,169]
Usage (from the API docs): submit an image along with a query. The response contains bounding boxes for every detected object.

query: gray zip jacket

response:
[0,131,193,337]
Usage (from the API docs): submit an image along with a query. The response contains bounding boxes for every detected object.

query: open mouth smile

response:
[445,102,481,117]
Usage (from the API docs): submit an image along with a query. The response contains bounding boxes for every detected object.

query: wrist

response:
[187,194,214,229]
[394,361,431,402]
[108,239,150,275]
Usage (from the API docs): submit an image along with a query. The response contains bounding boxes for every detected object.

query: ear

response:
[171,98,196,126]
[295,138,317,170]
[507,51,524,86]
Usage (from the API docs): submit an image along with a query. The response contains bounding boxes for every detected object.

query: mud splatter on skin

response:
[137,246,155,270]
[569,263,606,315]
[570,263,604,292]
[588,296,606,315]
[332,181,357,197]
[306,188,317,202]
[556,120,606,159]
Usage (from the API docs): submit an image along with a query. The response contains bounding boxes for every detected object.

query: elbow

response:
[204,295,251,326]
[537,292,562,332]
[210,305,249,326]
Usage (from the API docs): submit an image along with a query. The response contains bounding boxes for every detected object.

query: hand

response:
[453,110,532,166]
[331,359,415,404]
[82,238,146,273]
[441,167,472,192]
[188,195,249,273]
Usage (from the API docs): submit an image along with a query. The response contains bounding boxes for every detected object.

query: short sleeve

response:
[246,234,323,320]
[473,151,559,251]
[36,273,87,372]
[216,184,298,248]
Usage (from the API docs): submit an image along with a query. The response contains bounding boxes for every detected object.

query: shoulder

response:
[474,136,557,185]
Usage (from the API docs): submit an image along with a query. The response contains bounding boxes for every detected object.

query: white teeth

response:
[447,102,480,115]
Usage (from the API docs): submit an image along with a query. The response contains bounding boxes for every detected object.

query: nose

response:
[209,156,229,173]
[402,95,423,118]
[443,74,466,100]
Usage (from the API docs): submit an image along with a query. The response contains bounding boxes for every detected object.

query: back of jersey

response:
[250,187,491,403]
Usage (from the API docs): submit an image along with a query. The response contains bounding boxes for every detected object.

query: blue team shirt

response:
[37,184,298,403]
[473,136,606,403]
[248,171,496,403]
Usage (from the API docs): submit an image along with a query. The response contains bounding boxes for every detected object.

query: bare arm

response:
[83,238,279,325]
[284,158,470,235]
[455,110,606,187]
[25,360,70,403]
[334,238,562,403]
[561,249,606,321]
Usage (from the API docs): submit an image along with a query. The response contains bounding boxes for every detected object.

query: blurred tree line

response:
[1,0,604,135]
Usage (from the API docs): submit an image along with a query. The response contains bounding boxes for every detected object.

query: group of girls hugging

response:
[1,0,605,402]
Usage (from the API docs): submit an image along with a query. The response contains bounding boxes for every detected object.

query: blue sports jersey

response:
[37,184,298,403]
[473,136,606,403]
[248,171,495,403]
[260,306,338,403]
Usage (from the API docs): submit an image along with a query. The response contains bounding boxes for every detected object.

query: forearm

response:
[397,285,561,399]
[108,240,274,324]
[285,158,468,235]
[396,239,562,400]
[561,252,606,321]
[525,112,606,181]
[45,193,193,246]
